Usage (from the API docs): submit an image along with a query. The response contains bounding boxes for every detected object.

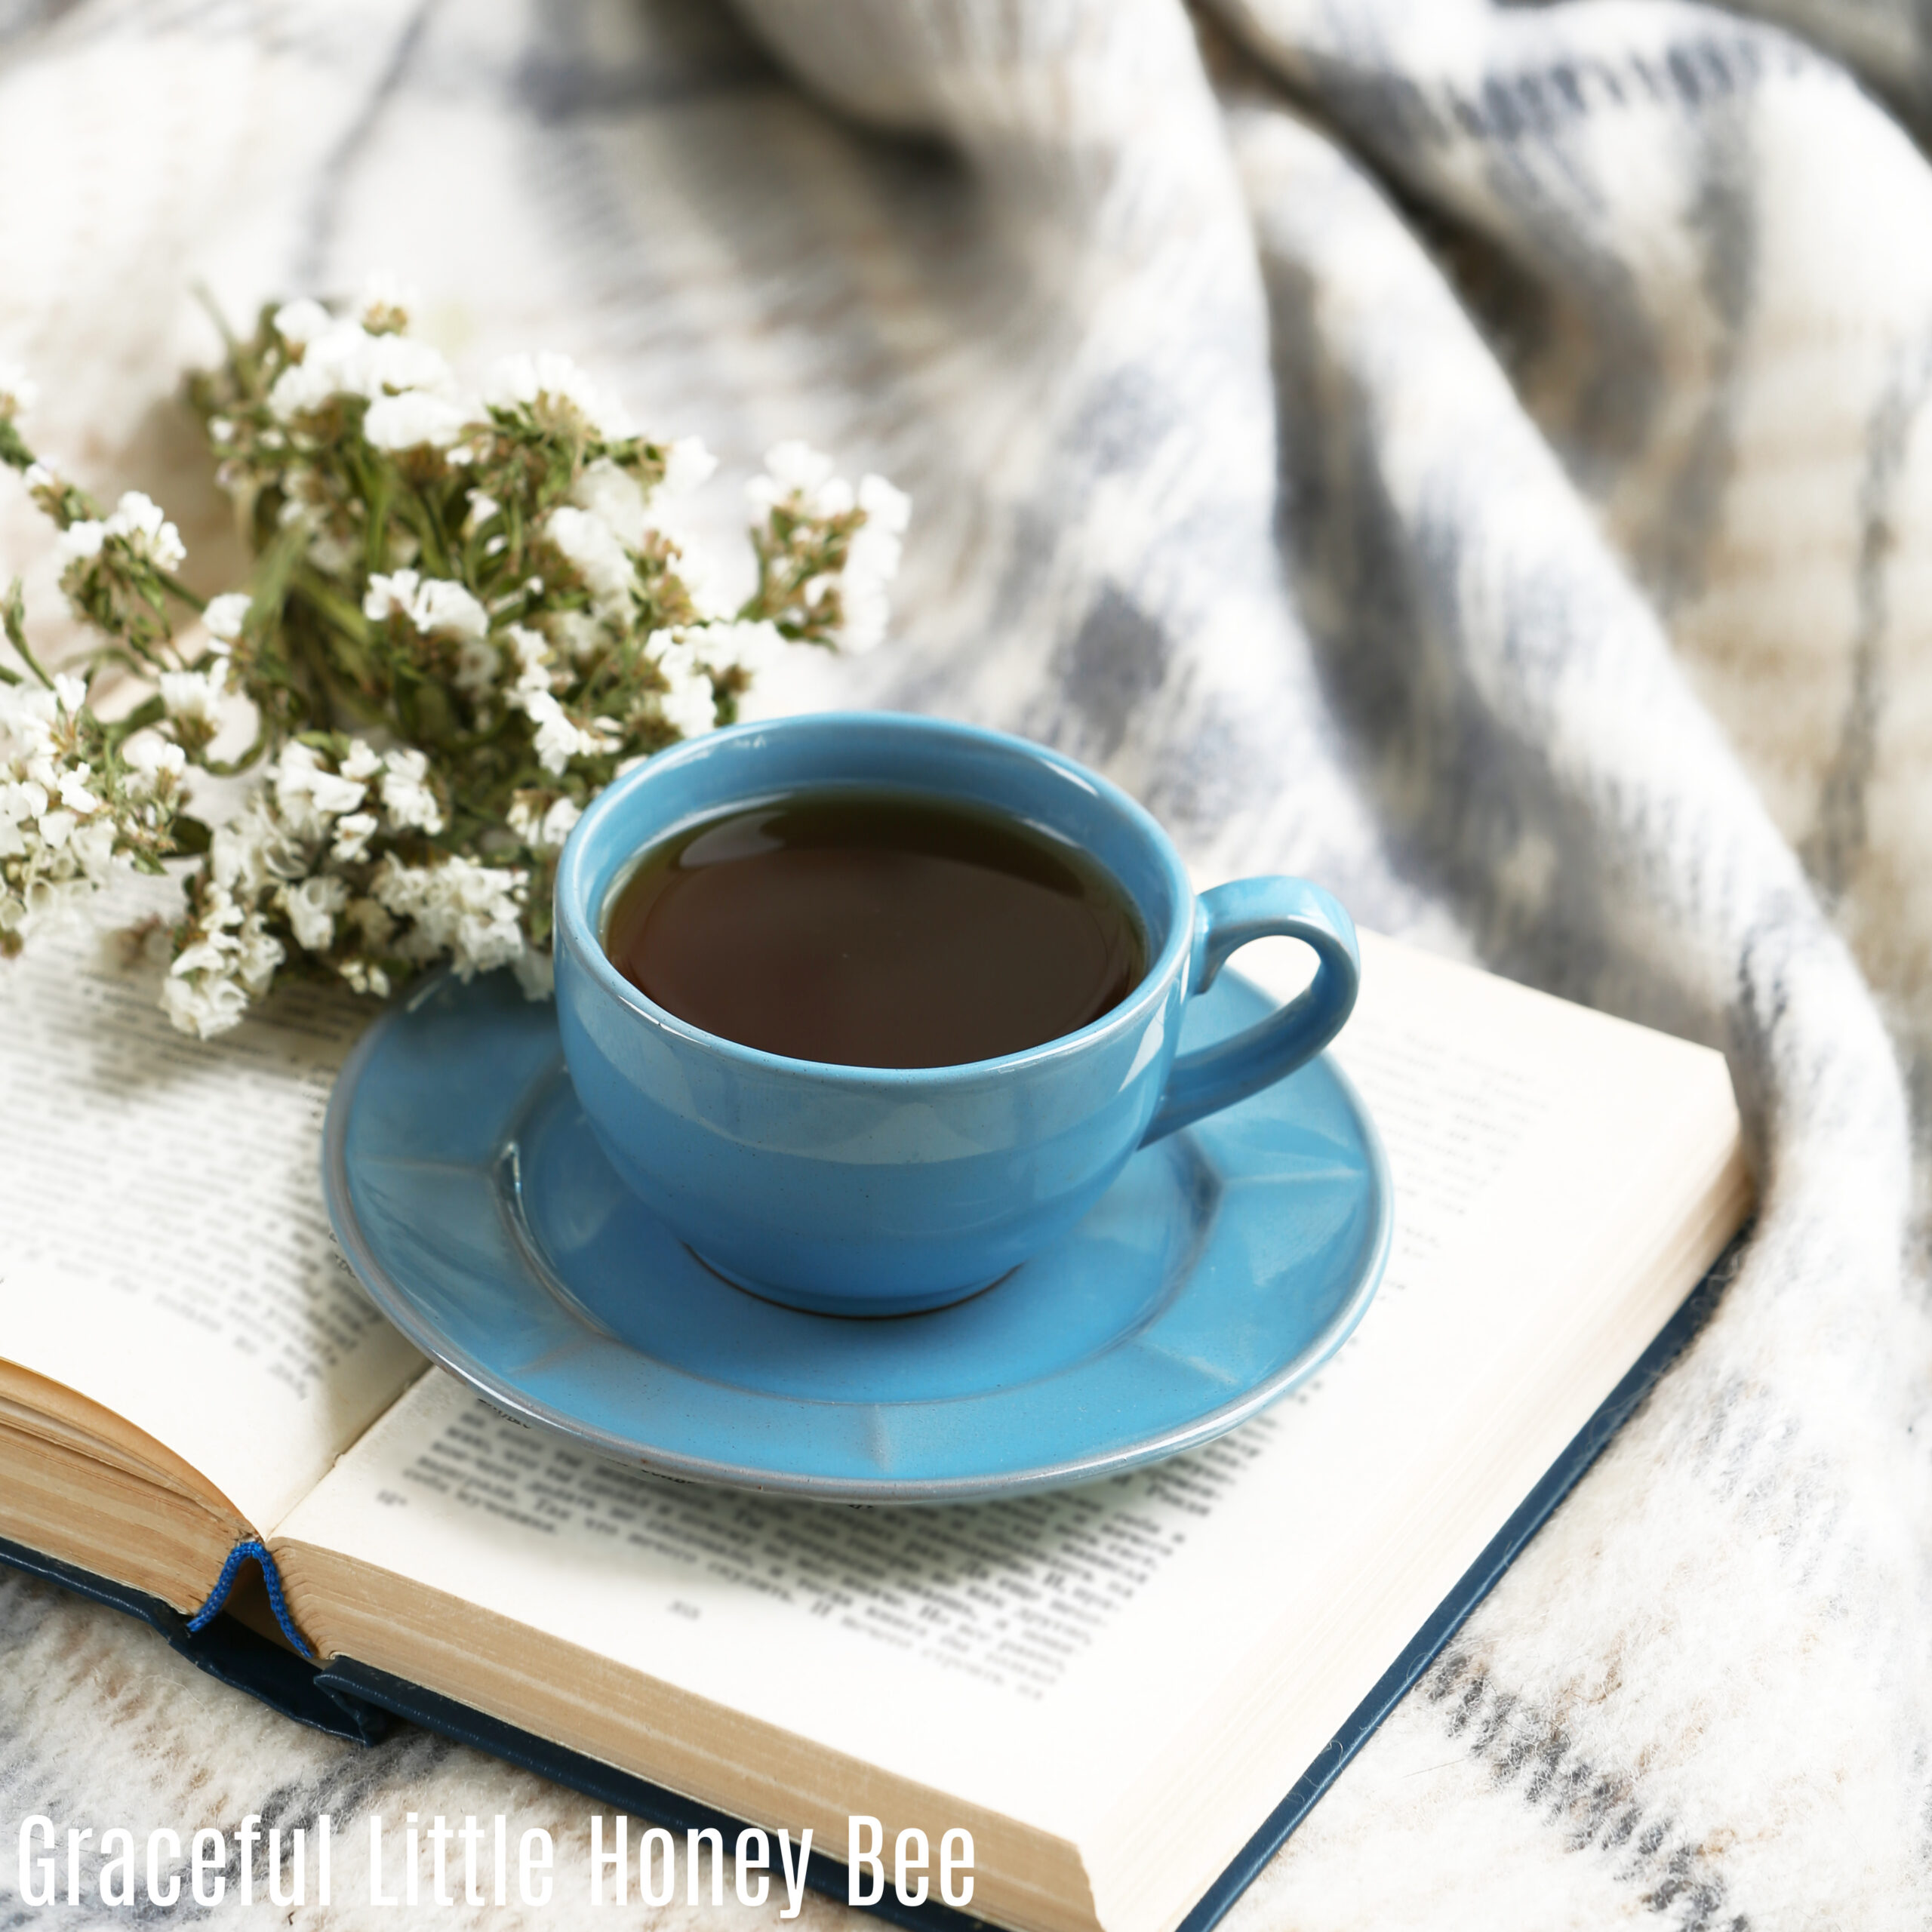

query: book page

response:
[276,930,1744,1877]
[0,880,424,1533]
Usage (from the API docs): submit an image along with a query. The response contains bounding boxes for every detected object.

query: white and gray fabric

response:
[2,1,1929,1924]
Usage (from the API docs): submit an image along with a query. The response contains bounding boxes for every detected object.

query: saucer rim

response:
[323,971,1394,1501]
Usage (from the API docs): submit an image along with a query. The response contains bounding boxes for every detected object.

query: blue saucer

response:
[323,971,1392,1501]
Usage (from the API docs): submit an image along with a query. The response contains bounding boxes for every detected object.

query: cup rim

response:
[554,711,1195,1088]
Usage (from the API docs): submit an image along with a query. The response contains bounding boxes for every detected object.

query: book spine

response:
[1170,1239,1742,1932]
[0,1532,386,1746]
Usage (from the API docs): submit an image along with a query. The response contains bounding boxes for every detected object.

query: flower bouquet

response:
[0,279,906,1036]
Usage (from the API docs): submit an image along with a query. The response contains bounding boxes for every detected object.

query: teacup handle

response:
[1141,878,1361,1146]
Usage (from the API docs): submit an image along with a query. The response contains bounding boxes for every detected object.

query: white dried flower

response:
[54,521,104,568]
[748,441,844,518]
[57,767,100,815]
[269,322,457,420]
[361,571,411,624]
[380,746,444,833]
[101,491,187,574]
[210,799,278,895]
[525,693,581,775]
[657,435,717,502]
[507,626,550,677]
[540,797,582,850]
[520,688,614,775]
[482,351,632,441]
[0,780,46,834]
[171,943,234,986]
[275,740,366,820]
[454,635,500,702]
[35,808,75,850]
[836,473,911,654]
[0,669,133,941]
[272,300,332,349]
[414,578,489,642]
[738,448,906,650]
[331,811,378,863]
[363,568,488,643]
[234,909,283,992]
[361,331,457,398]
[355,271,417,333]
[203,592,251,648]
[689,618,786,678]
[161,971,250,1039]
[643,635,719,740]
[8,706,60,774]
[0,295,907,1034]
[122,730,186,794]
[509,795,585,854]
[858,472,911,537]
[69,816,116,874]
[504,797,539,844]
[281,872,349,952]
[158,660,229,728]
[548,611,604,664]
[571,459,646,549]
[340,740,383,783]
[545,506,632,623]
[645,630,697,678]
[364,391,469,452]
[659,677,716,740]
[372,852,527,978]
[158,879,285,1038]
[341,957,392,998]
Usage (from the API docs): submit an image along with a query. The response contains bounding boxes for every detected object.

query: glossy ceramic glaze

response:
[322,969,1392,1500]
[553,713,1360,1314]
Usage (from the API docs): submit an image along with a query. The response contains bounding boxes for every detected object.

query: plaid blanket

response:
[2,1,1927,1924]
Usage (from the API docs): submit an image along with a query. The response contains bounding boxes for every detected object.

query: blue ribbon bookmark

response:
[187,1540,315,1661]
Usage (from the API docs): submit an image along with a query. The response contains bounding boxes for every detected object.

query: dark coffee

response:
[602,789,1146,1068]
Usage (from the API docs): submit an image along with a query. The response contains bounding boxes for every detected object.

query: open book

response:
[0,898,1748,1932]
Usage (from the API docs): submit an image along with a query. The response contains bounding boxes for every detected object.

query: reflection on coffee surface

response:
[602,789,1146,1068]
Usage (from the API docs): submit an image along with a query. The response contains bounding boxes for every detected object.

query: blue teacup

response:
[554,713,1359,1316]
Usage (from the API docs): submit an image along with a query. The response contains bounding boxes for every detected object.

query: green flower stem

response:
[3,582,55,689]
[157,572,208,614]
[291,565,374,652]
